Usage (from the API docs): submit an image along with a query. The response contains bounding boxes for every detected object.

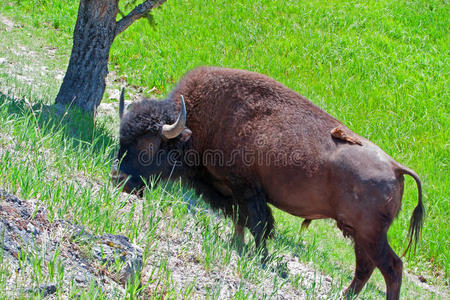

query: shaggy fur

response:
[168,67,342,177]
[120,99,177,144]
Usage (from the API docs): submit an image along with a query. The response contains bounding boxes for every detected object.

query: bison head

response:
[111,91,192,194]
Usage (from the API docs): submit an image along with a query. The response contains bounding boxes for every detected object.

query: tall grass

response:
[1,0,448,284]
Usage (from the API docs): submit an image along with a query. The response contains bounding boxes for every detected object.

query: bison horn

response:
[119,88,125,120]
[161,95,187,139]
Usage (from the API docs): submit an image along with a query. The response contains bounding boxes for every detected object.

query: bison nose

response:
[112,172,130,194]
[111,166,119,177]
[111,171,128,183]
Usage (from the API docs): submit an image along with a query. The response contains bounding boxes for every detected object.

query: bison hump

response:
[330,125,363,146]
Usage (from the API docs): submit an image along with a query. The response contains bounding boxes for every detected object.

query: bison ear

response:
[179,128,192,142]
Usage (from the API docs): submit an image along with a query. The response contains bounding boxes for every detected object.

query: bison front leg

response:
[229,221,246,254]
[243,190,274,261]
[233,221,245,244]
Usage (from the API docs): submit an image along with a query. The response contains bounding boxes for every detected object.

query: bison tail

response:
[397,165,424,257]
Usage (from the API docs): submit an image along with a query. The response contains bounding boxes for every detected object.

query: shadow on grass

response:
[0,91,117,159]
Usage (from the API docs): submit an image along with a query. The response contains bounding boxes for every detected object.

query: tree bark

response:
[55,0,165,114]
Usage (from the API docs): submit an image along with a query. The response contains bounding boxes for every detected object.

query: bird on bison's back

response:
[111,67,423,300]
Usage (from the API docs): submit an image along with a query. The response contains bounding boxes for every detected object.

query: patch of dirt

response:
[0,38,65,96]
[0,14,14,31]
[140,222,332,299]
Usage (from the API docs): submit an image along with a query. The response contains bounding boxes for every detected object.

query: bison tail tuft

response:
[399,166,424,257]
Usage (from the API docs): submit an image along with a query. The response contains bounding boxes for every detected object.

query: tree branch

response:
[115,0,166,37]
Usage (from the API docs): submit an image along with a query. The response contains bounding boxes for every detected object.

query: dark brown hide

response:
[117,67,423,300]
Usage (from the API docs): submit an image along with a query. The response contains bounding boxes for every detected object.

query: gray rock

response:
[26,222,39,235]
[0,189,21,205]
[26,283,57,297]
[91,234,143,285]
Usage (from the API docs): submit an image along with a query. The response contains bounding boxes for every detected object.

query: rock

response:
[26,283,57,297]
[91,234,143,285]
[69,218,143,285]
[108,88,121,100]
[55,73,64,81]
[0,189,21,204]
[26,222,39,235]
[0,189,138,297]
[0,15,14,31]
[74,273,87,283]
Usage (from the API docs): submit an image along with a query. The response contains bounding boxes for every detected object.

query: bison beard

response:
[114,67,423,300]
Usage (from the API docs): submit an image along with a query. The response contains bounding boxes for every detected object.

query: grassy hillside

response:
[0,0,448,297]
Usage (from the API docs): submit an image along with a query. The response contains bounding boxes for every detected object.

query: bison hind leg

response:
[344,242,376,298]
[349,233,403,300]
[368,236,402,300]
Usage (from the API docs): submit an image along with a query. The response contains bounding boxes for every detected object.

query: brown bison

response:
[112,67,423,299]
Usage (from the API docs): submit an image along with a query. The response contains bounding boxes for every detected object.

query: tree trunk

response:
[55,0,119,114]
[55,0,164,114]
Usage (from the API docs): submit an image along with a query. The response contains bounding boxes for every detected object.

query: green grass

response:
[0,0,448,297]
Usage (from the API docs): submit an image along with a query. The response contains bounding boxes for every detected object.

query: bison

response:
[112,67,423,299]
